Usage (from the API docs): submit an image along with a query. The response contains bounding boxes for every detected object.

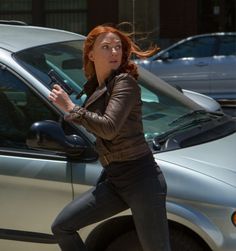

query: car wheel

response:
[85,216,136,251]
[169,224,210,251]
[105,230,142,251]
[105,227,210,251]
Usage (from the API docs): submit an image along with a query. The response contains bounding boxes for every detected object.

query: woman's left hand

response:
[48,84,75,113]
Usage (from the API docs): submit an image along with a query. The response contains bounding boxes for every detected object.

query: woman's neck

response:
[96,71,110,87]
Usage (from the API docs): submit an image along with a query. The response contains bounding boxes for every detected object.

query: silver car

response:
[135,33,236,104]
[0,23,236,251]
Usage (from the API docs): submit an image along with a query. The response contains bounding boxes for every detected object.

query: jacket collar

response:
[84,84,107,108]
[80,69,121,108]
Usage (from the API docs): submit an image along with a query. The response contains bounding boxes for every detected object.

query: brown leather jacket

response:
[67,72,151,166]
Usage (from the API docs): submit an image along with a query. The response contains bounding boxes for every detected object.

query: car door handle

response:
[195,62,208,67]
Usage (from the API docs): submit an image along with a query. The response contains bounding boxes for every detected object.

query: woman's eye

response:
[102,45,109,49]
[101,44,122,50]
[115,45,122,50]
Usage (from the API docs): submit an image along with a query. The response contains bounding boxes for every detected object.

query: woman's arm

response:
[66,75,140,140]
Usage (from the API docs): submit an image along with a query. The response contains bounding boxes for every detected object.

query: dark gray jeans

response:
[51,153,171,251]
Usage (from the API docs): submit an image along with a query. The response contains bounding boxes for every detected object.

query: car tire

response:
[169,224,210,251]
[105,230,142,251]
[86,216,210,251]
[85,216,135,251]
[104,227,210,251]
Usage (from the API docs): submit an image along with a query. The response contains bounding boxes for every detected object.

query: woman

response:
[49,25,171,251]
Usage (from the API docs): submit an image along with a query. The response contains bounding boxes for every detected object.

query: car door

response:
[210,34,236,100]
[150,36,216,95]
[0,67,76,240]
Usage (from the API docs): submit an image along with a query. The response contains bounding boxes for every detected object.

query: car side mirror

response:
[159,52,170,61]
[26,120,86,156]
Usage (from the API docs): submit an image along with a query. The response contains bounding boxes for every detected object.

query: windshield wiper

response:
[153,117,212,151]
[168,110,209,126]
[153,113,235,151]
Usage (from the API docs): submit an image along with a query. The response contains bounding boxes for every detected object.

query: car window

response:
[168,36,216,59]
[15,40,86,95]
[14,40,200,142]
[217,35,236,56]
[0,68,59,149]
[139,81,190,140]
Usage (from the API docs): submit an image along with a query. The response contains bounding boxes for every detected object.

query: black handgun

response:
[48,69,74,95]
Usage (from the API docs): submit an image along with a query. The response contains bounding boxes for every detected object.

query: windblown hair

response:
[83,25,158,80]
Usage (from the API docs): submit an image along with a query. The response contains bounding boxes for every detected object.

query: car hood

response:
[155,132,236,188]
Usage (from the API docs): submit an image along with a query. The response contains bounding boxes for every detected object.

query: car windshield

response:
[14,40,204,141]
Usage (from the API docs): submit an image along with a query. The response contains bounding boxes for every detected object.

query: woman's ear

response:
[88,51,94,61]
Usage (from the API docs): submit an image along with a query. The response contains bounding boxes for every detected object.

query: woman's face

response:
[88,32,123,79]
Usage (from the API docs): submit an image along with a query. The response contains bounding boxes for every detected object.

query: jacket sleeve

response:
[66,75,140,140]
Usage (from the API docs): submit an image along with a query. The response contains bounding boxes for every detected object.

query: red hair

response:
[83,25,158,80]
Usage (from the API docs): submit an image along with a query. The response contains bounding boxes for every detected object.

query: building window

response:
[45,0,87,34]
[0,0,32,24]
[0,0,88,35]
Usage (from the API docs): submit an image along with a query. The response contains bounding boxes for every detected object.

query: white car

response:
[0,23,235,251]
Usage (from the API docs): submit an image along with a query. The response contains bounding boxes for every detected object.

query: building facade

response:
[0,0,235,48]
